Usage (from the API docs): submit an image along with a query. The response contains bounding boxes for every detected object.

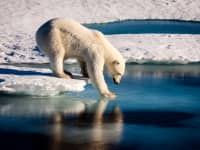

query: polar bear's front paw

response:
[101,92,116,99]
[62,74,72,79]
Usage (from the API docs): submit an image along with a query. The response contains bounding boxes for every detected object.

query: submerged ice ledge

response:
[0,65,86,96]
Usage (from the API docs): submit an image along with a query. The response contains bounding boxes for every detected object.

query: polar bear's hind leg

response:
[50,53,71,79]
[48,28,72,79]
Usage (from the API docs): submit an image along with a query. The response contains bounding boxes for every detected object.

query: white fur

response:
[36,18,125,98]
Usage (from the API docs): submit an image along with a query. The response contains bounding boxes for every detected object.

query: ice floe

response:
[0,65,86,96]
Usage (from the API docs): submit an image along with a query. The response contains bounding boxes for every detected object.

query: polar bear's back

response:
[51,18,90,36]
[36,18,93,43]
[36,18,97,55]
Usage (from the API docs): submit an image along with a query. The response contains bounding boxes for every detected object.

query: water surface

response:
[85,20,200,34]
[0,64,200,150]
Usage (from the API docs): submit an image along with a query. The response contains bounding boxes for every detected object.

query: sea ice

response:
[108,34,200,64]
[0,65,86,96]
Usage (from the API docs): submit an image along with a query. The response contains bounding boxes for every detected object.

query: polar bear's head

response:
[107,58,125,85]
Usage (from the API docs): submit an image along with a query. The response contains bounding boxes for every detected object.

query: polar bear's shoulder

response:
[50,18,92,40]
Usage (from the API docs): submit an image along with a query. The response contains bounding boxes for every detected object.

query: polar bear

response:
[36,18,125,98]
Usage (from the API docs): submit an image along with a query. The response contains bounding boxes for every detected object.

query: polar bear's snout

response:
[113,74,122,85]
[113,78,119,85]
[109,59,125,85]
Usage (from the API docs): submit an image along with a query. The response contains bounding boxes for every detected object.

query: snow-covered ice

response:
[1,0,200,35]
[0,65,86,96]
[1,34,200,64]
[108,34,200,64]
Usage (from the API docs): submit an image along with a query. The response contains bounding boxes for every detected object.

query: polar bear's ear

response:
[112,60,120,65]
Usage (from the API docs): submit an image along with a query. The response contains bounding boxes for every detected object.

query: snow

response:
[1,34,200,64]
[0,65,86,96]
[1,0,200,34]
[108,34,200,64]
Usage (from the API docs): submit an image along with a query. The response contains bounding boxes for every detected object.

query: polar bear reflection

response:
[50,98,123,150]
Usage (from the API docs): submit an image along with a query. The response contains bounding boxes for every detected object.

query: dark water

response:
[0,64,200,150]
[85,20,200,34]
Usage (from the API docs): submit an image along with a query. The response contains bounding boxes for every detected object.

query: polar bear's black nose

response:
[113,78,119,85]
